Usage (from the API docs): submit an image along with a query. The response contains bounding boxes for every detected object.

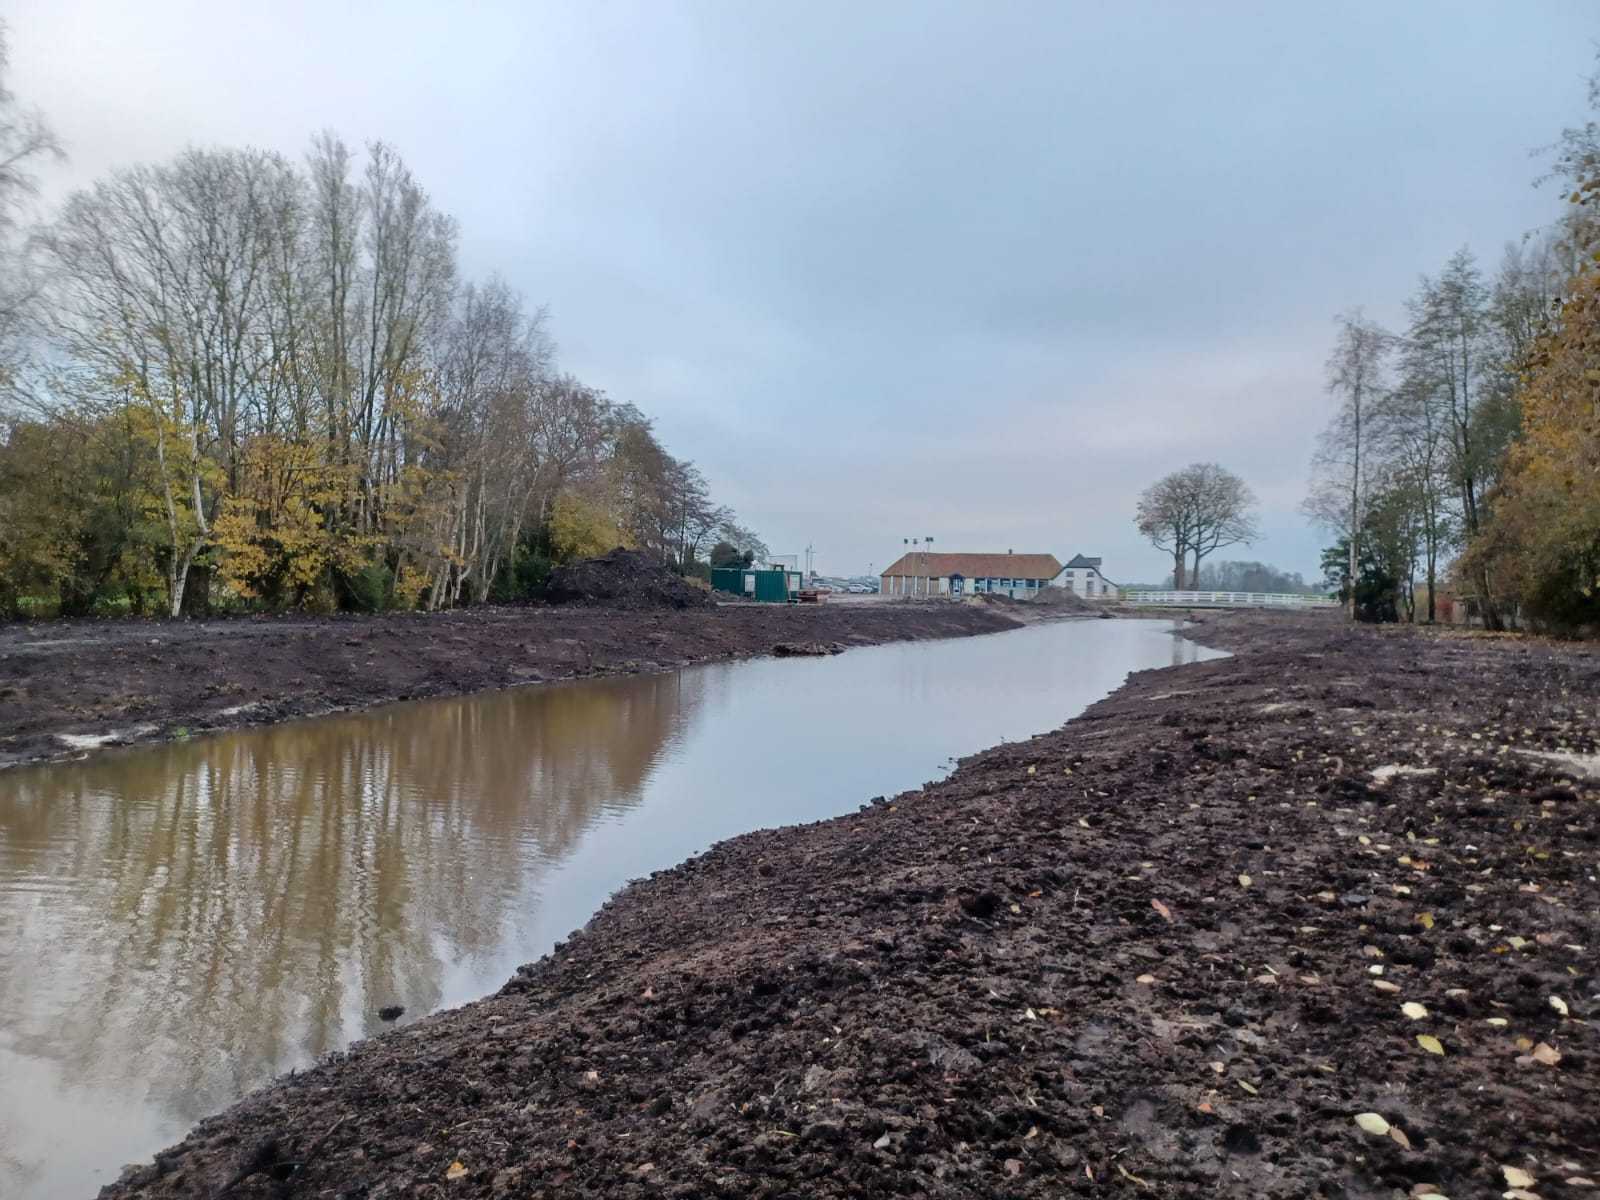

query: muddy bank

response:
[0,600,1023,771]
[101,610,1600,1199]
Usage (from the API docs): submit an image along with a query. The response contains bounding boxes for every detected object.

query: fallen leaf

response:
[1237,1079,1258,1095]
[1238,874,1252,888]
[446,1162,468,1182]
[1502,1165,1535,1189]
[1531,1042,1561,1066]
[1354,1112,1391,1136]
[1416,1034,1444,1055]
[1401,1001,1429,1020]
[1373,980,1401,993]
[1209,1061,1225,1074]
[1550,995,1570,1017]
[1417,912,1435,930]
[1389,1125,1412,1150]
[1151,899,1173,922]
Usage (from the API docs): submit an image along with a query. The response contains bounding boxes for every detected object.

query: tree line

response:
[0,28,763,618]
[1301,57,1600,632]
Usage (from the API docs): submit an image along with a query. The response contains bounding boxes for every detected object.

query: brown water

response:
[0,618,1219,1198]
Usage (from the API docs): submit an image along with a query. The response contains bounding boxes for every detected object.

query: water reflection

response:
[0,670,708,1196]
[0,618,1221,1198]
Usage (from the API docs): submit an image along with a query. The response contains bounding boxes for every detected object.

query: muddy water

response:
[0,618,1219,1197]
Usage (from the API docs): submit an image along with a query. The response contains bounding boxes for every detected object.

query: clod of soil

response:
[544,548,714,610]
[771,641,844,657]
[97,611,1600,1199]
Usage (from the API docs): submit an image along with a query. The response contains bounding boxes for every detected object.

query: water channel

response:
[0,617,1221,1198]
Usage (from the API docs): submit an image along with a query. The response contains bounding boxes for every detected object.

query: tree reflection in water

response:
[0,669,708,1186]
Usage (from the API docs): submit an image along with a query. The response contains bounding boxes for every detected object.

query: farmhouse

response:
[1052,554,1118,599]
[880,552,1063,599]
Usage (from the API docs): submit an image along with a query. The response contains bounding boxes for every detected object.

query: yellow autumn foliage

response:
[549,490,631,561]
[1466,264,1600,630]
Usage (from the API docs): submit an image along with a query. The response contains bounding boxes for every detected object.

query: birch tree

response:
[1304,311,1390,619]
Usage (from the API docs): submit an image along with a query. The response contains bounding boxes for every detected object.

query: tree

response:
[709,540,749,569]
[1304,311,1390,619]
[1183,463,1260,582]
[1135,472,1196,590]
[0,22,63,398]
[1137,463,1258,589]
[1464,258,1600,631]
[4,116,761,618]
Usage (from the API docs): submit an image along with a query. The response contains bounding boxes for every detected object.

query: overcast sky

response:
[8,1,1595,581]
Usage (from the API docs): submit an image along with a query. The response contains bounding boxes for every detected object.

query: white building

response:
[1050,554,1118,599]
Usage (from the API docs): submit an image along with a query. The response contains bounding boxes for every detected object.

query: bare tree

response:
[0,22,64,397]
[1137,463,1257,589]
[1304,310,1390,619]
[1135,471,1195,589]
[1184,463,1260,582]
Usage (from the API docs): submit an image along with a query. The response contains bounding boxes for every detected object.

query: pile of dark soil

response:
[1025,587,1095,612]
[545,549,714,610]
[98,611,1600,1199]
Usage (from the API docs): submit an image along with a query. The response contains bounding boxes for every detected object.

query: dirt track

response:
[0,600,1022,771]
[95,611,1600,1198]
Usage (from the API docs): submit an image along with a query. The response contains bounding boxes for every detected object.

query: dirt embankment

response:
[99,610,1600,1200]
[0,600,1021,771]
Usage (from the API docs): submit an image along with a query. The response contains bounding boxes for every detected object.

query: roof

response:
[880,552,1063,580]
[1064,554,1103,570]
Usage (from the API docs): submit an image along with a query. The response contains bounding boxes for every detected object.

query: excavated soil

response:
[545,550,717,611]
[99,611,1600,1198]
[0,600,1020,770]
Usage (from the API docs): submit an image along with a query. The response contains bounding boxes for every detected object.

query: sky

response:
[6,1,1596,582]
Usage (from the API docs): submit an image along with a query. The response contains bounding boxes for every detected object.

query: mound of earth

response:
[1025,586,1095,611]
[544,549,714,611]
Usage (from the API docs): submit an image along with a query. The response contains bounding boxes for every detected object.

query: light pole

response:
[902,536,936,598]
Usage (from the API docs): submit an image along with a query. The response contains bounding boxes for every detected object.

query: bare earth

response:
[91,609,1600,1199]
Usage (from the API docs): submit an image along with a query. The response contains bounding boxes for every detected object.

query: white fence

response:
[1122,590,1337,609]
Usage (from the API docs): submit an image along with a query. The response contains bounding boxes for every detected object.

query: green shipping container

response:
[749,569,790,603]
[710,567,792,602]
